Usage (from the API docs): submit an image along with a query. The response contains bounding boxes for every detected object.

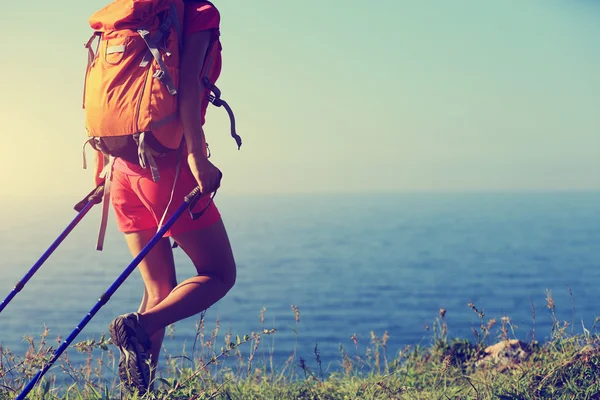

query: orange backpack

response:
[83,0,241,180]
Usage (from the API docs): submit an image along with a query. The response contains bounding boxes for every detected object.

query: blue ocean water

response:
[0,192,599,380]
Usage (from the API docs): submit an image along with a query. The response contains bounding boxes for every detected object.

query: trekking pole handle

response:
[185,187,217,221]
[184,187,202,204]
[74,184,105,212]
[184,170,222,220]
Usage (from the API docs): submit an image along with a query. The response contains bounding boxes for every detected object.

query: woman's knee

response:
[207,258,236,292]
[221,262,236,291]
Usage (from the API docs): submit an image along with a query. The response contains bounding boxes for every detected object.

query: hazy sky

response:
[1,0,598,200]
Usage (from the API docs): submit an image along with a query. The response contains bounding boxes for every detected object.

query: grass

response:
[2,290,600,399]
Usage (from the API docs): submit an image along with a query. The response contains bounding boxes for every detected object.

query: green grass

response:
[2,291,600,399]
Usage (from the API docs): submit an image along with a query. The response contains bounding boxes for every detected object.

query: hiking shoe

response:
[108,312,152,396]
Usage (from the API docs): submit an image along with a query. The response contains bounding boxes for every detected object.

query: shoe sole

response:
[108,316,150,395]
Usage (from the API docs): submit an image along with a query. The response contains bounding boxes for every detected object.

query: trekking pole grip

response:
[185,187,217,221]
[185,170,222,220]
[185,187,203,220]
[184,187,202,205]
[74,184,105,212]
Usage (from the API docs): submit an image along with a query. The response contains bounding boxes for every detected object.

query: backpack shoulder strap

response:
[138,3,182,95]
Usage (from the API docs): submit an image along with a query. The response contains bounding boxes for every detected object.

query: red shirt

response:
[184,1,221,38]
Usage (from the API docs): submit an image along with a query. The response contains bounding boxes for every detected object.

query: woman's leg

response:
[123,233,177,365]
[138,218,236,337]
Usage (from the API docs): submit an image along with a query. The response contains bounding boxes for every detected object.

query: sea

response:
[0,191,599,383]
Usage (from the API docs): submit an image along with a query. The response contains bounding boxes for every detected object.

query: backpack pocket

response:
[104,37,128,65]
[85,34,151,137]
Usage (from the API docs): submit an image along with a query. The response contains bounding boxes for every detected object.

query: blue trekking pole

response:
[16,187,211,400]
[0,185,104,315]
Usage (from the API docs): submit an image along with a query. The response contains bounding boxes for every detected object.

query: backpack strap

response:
[82,33,101,109]
[170,3,182,51]
[80,138,113,251]
[200,41,243,150]
[204,81,242,150]
[96,155,115,251]
[138,3,181,95]
[82,138,94,170]
[135,132,161,182]
[138,30,177,95]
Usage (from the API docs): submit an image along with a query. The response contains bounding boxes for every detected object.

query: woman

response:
[93,1,236,395]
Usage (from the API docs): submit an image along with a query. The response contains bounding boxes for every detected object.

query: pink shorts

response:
[110,154,221,236]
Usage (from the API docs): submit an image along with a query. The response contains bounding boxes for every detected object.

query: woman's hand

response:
[187,148,222,195]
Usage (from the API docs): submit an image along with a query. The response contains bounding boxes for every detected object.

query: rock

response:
[475,339,532,372]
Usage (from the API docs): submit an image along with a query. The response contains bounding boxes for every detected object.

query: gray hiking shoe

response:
[108,312,152,396]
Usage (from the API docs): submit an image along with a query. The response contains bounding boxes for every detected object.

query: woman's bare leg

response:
[123,233,177,365]
[138,218,236,336]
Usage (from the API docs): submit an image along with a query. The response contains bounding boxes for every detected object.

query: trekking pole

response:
[0,185,104,315]
[16,186,209,400]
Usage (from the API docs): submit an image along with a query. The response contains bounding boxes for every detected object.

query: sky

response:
[0,0,599,201]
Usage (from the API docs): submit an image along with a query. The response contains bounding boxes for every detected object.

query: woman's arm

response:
[179,30,222,194]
